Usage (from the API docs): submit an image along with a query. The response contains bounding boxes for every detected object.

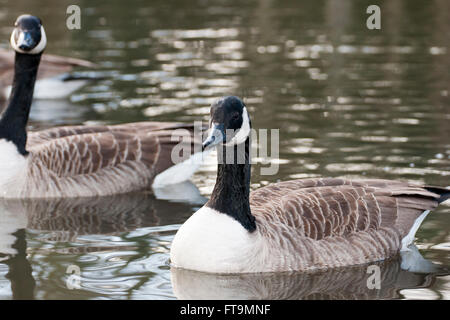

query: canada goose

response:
[0,42,95,103]
[0,15,205,198]
[170,96,450,273]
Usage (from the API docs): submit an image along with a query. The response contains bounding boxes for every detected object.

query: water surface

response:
[0,0,449,299]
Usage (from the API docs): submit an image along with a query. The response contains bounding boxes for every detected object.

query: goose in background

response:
[0,43,95,103]
[170,96,450,273]
[0,15,206,198]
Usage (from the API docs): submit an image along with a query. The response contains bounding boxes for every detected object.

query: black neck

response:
[206,137,256,232]
[0,52,41,155]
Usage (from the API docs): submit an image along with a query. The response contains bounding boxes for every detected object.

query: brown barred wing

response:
[28,130,159,177]
[250,178,442,241]
[24,131,159,197]
[25,122,204,197]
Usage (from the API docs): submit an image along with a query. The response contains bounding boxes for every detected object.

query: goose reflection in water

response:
[0,181,205,243]
[171,253,449,300]
[1,229,35,300]
[0,181,205,299]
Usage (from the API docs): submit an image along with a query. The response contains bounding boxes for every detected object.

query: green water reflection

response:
[0,0,448,299]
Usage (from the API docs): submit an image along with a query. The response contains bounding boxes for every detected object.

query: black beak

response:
[202,123,225,151]
[17,31,38,51]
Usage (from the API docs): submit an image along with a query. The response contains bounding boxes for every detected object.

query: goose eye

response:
[231,112,240,121]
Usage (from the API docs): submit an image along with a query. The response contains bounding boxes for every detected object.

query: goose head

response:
[202,96,251,151]
[10,15,47,55]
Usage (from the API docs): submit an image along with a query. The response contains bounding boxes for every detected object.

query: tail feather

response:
[424,186,450,204]
[61,72,107,82]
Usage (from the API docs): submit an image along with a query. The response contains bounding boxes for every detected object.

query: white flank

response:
[152,151,206,188]
[153,181,207,205]
[401,210,430,251]
[4,77,87,100]
[170,206,261,273]
[400,244,441,273]
[0,140,28,197]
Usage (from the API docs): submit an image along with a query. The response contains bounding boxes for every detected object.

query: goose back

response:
[249,178,445,272]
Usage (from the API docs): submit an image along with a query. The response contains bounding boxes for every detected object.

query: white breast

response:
[170,206,263,273]
[0,140,28,197]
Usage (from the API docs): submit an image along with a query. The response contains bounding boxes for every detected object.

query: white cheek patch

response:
[30,26,47,54]
[10,28,20,52]
[225,107,251,146]
[10,26,47,54]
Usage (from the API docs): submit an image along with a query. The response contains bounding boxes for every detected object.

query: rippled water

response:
[0,0,449,299]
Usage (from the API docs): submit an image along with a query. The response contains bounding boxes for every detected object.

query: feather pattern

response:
[248,178,443,272]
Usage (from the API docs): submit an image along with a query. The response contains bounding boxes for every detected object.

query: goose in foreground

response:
[170,96,450,273]
[0,15,205,198]
[0,38,95,103]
